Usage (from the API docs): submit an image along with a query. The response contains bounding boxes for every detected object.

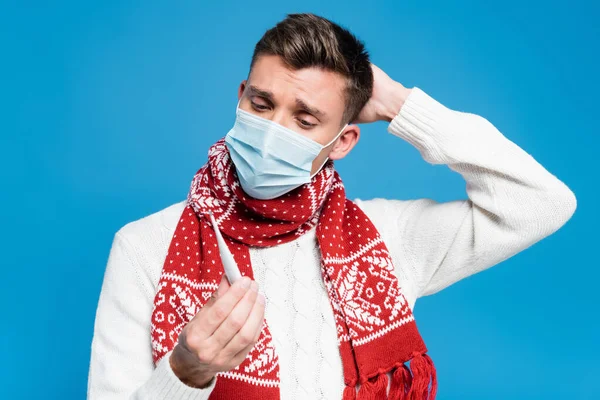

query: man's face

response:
[237,54,359,175]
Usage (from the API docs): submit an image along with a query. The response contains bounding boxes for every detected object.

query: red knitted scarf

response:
[150,139,437,399]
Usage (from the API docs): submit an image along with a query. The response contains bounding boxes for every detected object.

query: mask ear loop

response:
[309,123,349,179]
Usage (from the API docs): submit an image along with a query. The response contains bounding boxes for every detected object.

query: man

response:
[87,13,576,400]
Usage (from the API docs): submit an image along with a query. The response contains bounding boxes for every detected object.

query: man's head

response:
[237,13,373,175]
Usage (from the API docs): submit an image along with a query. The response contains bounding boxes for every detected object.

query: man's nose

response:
[270,110,288,127]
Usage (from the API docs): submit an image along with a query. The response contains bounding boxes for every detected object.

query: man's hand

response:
[353,64,412,124]
[169,275,265,388]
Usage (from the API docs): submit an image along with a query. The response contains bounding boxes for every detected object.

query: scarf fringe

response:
[357,373,388,400]
[389,364,412,400]
[343,384,356,400]
[344,353,437,400]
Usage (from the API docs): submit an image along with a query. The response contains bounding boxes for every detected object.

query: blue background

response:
[2,0,598,398]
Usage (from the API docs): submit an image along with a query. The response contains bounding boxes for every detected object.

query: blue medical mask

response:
[225,101,347,200]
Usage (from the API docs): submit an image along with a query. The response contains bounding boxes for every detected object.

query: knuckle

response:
[197,347,217,364]
[213,305,228,320]
[238,331,255,346]
[227,315,245,331]
[179,325,195,344]
[183,330,202,351]
[210,356,225,371]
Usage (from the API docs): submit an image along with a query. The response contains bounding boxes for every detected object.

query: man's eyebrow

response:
[248,85,274,100]
[248,85,326,118]
[296,98,326,118]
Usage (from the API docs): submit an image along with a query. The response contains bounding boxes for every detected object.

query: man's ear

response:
[238,80,247,101]
[328,124,360,161]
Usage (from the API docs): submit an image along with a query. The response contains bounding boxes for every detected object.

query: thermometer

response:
[207,211,243,285]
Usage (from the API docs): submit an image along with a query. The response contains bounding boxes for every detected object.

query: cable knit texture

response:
[87,87,576,399]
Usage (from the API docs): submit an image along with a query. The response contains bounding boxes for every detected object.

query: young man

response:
[87,13,576,400]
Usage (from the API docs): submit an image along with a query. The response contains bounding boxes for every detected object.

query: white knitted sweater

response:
[87,87,576,399]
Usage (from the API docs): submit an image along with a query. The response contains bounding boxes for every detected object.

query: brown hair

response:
[250,13,373,126]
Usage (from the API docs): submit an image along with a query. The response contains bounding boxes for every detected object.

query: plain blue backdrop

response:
[2,0,598,399]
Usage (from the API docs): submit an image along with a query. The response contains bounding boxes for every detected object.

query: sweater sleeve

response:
[87,231,217,399]
[354,86,577,298]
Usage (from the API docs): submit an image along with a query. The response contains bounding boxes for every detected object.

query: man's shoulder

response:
[116,199,187,244]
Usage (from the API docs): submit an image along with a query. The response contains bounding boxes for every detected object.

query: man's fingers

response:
[211,280,259,348]
[220,291,265,358]
[194,276,253,338]
[229,317,264,367]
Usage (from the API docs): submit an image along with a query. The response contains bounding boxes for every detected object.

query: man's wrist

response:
[169,347,215,389]
[380,83,412,123]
